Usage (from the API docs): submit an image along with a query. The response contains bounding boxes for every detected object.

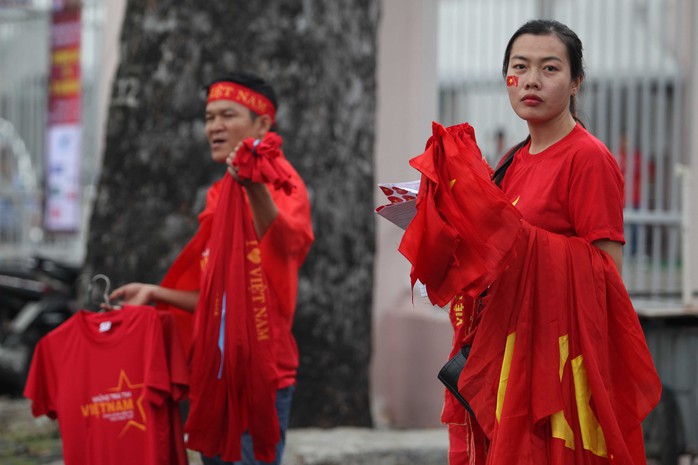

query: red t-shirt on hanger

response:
[24,305,187,465]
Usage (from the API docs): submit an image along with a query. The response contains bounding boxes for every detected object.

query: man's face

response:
[204,100,260,163]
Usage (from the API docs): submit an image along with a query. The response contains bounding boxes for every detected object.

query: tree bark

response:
[84,0,379,427]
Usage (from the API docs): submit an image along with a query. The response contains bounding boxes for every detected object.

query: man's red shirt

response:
[160,153,313,388]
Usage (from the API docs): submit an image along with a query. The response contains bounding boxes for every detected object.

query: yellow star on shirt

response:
[109,370,146,437]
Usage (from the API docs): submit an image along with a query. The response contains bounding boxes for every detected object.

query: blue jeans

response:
[202,385,295,465]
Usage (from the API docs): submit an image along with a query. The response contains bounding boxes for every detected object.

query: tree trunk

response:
[84,0,379,427]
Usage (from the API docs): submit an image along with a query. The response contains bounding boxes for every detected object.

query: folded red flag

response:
[234,132,295,194]
[399,122,523,307]
[456,224,661,465]
[185,132,294,463]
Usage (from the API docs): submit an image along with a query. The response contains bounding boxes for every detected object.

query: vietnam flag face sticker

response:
[506,75,519,87]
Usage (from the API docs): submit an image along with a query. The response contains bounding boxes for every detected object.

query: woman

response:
[437,20,653,465]
[498,20,623,270]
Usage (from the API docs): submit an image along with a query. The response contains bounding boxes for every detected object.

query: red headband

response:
[207,81,276,123]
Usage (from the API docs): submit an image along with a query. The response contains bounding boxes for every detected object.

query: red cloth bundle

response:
[457,225,661,465]
[399,122,523,307]
[234,132,294,194]
[185,132,294,462]
[399,121,661,465]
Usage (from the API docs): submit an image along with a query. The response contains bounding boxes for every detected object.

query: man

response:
[110,72,314,465]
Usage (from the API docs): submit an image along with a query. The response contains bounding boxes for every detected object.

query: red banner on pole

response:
[45,7,82,232]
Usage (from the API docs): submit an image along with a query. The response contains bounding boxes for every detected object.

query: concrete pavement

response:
[0,397,449,465]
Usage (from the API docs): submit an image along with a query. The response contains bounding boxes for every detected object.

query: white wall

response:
[371,0,451,428]
[688,1,698,307]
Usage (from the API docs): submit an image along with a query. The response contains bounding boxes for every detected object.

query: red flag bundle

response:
[185,132,291,462]
[234,132,294,194]
[399,122,523,307]
[456,226,661,465]
[399,121,661,464]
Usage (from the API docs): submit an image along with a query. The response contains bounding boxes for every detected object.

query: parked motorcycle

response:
[0,256,79,395]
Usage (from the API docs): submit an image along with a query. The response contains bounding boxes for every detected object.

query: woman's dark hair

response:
[203,71,278,125]
[494,20,585,187]
[502,19,585,122]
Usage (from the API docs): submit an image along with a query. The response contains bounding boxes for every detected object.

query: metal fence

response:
[437,0,695,298]
[0,1,104,265]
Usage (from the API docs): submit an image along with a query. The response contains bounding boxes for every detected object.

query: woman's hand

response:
[109,282,157,306]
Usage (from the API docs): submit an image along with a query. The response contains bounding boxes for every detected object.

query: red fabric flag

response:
[457,225,661,465]
[185,132,292,463]
[399,122,523,307]
[400,121,661,464]
[234,132,294,194]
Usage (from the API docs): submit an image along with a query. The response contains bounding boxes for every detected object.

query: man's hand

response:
[226,142,253,187]
[224,140,278,238]
[109,283,157,306]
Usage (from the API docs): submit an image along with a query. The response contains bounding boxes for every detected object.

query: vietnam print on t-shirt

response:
[80,369,146,437]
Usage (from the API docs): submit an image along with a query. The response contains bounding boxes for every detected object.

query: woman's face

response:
[505,33,580,126]
[205,100,266,163]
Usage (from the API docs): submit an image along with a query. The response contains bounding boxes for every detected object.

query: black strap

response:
[492,136,530,187]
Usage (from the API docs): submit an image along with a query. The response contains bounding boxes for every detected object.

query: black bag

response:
[437,345,473,414]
